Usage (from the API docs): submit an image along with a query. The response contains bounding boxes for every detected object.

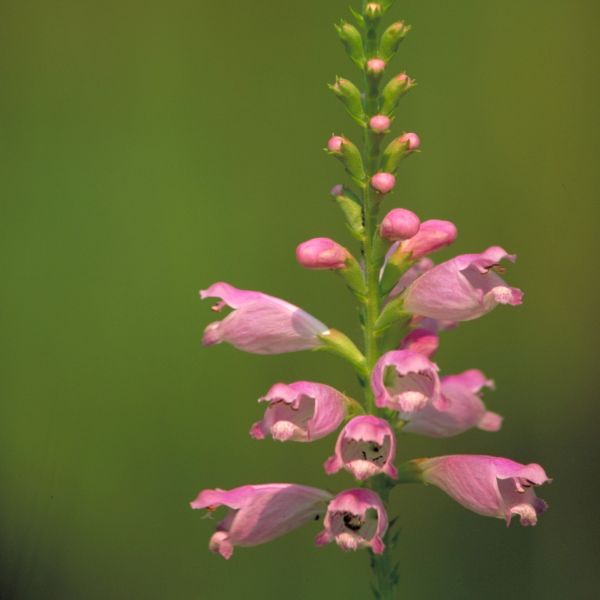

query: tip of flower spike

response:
[371,172,396,194]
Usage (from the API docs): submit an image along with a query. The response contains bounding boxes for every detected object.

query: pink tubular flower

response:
[191,484,332,559]
[315,488,388,554]
[403,369,502,437]
[398,219,457,258]
[250,381,347,442]
[296,237,351,270]
[200,282,328,354]
[369,114,392,133]
[399,328,439,358]
[403,246,524,321]
[380,208,421,241]
[324,415,397,480]
[418,455,550,526]
[372,349,442,414]
[371,172,396,194]
[387,257,434,300]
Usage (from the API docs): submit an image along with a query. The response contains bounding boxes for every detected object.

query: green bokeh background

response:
[1,0,598,598]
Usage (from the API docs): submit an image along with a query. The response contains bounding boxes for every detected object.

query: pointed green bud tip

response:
[381,73,415,115]
[335,21,366,69]
[379,21,411,61]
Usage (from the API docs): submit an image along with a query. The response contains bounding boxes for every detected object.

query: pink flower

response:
[380,208,421,241]
[372,349,442,414]
[418,455,550,526]
[403,246,524,321]
[399,328,439,358]
[387,257,434,300]
[324,415,397,480]
[191,484,333,559]
[369,114,392,133]
[250,381,347,442]
[315,489,388,554]
[200,282,328,354]
[296,237,351,270]
[371,172,396,194]
[398,219,457,259]
[403,369,502,437]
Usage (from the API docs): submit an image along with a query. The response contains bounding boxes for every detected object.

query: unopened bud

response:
[381,73,415,115]
[371,172,396,194]
[329,77,366,124]
[330,184,345,197]
[399,219,457,258]
[366,58,386,76]
[379,21,411,61]
[380,208,421,241]
[296,237,351,270]
[329,185,364,240]
[369,114,391,134]
[381,132,420,173]
[335,21,366,69]
[327,135,345,154]
[364,3,383,22]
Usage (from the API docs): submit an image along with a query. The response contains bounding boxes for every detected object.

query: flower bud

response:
[371,172,396,195]
[399,219,457,258]
[335,21,366,69]
[380,208,421,241]
[379,21,411,61]
[327,135,345,154]
[369,114,391,134]
[380,73,415,115]
[364,3,383,23]
[296,237,351,270]
[366,58,386,76]
[381,132,420,173]
[330,185,364,240]
[329,77,366,124]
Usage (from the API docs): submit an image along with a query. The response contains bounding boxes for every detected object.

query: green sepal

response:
[379,247,413,295]
[349,6,365,28]
[380,75,415,116]
[340,138,367,183]
[329,76,367,125]
[339,256,368,299]
[317,328,367,376]
[379,21,411,61]
[374,294,410,332]
[381,136,410,173]
[343,395,366,419]
[395,459,426,484]
[331,186,364,240]
[380,0,397,12]
[335,21,366,69]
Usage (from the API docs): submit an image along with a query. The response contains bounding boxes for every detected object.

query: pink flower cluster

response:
[192,208,549,559]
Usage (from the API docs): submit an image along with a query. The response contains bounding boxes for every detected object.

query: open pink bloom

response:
[191,483,332,559]
[403,369,502,437]
[399,328,439,358]
[387,257,434,300]
[315,489,388,554]
[296,237,351,270]
[403,246,523,321]
[419,455,550,526]
[324,416,397,480]
[372,349,442,414]
[250,381,347,442]
[200,282,328,354]
[398,219,457,259]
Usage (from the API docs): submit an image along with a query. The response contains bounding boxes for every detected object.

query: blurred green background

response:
[1,0,598,598]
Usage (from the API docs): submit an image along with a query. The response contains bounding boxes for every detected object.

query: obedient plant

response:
[192,2,550,597]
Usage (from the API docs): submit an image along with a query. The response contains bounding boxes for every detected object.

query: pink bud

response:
[400,219,458,258]
[366,58,386,74]
[396,73,413,86]
[370,172,396,194]
[399,132,420,151]
[296,237,351,270]
[329,184,344,197]
[380,208,420,241]
[369,115,391,134]
[327,135,345,153]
